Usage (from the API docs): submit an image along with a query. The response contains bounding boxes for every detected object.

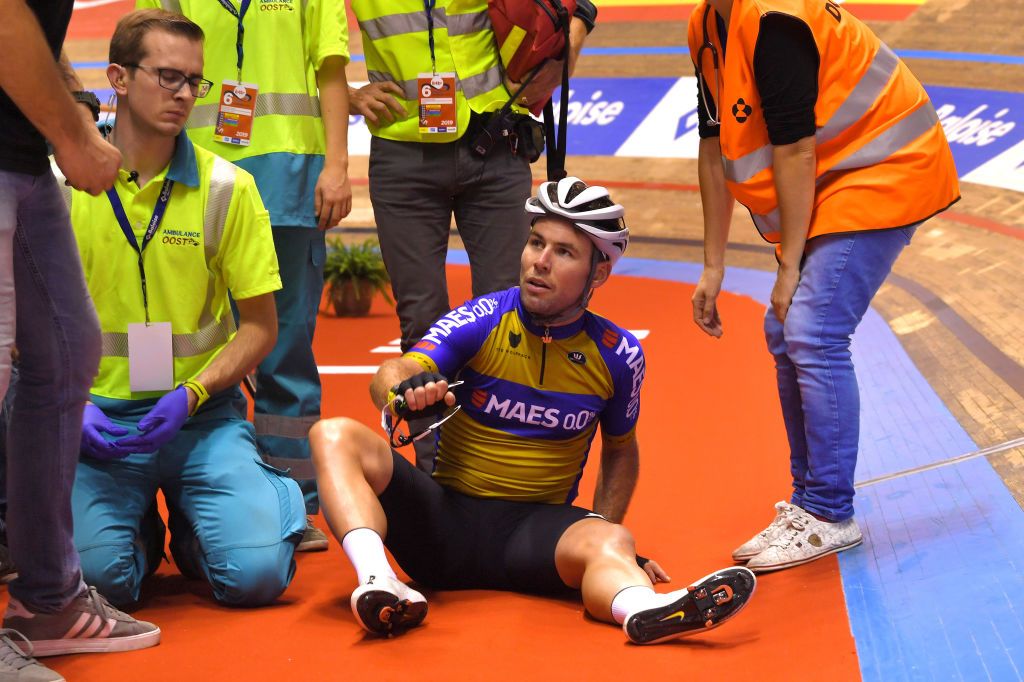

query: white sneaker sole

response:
[747,536,863,573]
[27,627,162,657]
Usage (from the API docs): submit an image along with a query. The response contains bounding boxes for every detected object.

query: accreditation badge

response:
[214,81,258,146]
[127,322,174,392]
[417,72,456,134]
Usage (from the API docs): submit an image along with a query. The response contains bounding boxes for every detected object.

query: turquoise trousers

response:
[72,389,305,608]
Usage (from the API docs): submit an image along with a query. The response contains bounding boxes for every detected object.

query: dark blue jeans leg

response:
[3,170,100,612]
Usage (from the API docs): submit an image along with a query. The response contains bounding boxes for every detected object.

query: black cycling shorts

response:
[378,450,599,594]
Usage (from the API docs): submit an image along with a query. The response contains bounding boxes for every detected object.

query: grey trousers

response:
[369,134,533,352]
[369,133,532,473]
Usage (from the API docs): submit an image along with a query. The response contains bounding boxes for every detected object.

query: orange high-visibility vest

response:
[688,0,960,243]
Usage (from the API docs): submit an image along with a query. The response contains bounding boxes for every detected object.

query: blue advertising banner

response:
[99,79,1024,191]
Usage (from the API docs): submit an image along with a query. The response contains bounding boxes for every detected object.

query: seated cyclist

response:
[310,178,756,644]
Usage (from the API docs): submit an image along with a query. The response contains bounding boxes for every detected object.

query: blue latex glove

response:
[81,403,132,460]
[114,386,190,453]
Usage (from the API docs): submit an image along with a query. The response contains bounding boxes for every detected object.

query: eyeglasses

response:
[380,381,464,449]
[123,63,212,98]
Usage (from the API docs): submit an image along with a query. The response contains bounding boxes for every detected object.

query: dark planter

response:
[329,280,376,317]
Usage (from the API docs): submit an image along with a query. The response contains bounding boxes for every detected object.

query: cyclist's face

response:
[519,218,609,318]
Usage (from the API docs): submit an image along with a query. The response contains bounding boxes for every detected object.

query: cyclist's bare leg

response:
[310,417,394,539]
[554,517,652,623]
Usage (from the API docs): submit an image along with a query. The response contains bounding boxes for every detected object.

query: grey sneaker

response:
[746,515,863,573]
[297,516,329,552]
[732,501,800,561]
[3,587,160,657]
[0,545,17,584]
[0,629,63,682]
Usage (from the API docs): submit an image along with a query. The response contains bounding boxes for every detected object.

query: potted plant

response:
[323,237,393,317]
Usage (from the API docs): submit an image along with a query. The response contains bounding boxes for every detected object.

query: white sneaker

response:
[732,501,800,561]
[350,575,427,636]
[623,567,756,645]
[0,629,64,682]
[746,514,863,573]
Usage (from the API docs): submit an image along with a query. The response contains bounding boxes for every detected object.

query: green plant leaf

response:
[323,237,394,305]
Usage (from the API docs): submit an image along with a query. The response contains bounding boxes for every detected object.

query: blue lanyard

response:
[217,0,252,75]
[424,0,437,74]
[105,178,174,324]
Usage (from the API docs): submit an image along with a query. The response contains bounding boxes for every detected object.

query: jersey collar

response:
[515,288,587,340]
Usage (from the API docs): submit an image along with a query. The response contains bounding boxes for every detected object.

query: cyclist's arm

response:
[592,434,639,523]
[369,357,427,410]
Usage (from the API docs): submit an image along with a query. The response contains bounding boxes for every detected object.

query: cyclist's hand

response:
[692,267,724,338]
[636,555,671,584]
[390,372,456,417]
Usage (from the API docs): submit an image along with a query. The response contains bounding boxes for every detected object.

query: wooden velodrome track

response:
[8,1,1022,680]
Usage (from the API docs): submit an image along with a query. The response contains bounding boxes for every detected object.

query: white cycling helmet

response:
[524,177,629,268]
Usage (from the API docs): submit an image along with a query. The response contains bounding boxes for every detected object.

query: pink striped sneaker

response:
[3,587,160,657]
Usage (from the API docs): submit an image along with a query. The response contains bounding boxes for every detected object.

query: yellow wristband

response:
[385,387,400,417]
[182,379,210,416]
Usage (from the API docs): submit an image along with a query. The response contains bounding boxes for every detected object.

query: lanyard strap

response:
[424,0,437,75]
[216,0,252,76]
[106,178,174,324]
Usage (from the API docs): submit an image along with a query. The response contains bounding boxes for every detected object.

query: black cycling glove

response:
[388,372,450,419]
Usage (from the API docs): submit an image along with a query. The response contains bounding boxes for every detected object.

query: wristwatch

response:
[71,90,101,122]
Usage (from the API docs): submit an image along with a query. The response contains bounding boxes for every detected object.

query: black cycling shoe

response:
[624,567,756,644]
[350,575,428,637]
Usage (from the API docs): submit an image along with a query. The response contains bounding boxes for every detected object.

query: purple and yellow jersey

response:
[405,287,646,504]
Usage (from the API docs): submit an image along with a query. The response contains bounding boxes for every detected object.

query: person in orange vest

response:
[688,0,959,572]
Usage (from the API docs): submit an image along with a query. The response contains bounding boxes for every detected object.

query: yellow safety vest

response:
[55,135,281,400]
[143,0,348,163]
[353,0,524,142]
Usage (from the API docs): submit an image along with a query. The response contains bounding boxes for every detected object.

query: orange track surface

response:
[6,267,859,681]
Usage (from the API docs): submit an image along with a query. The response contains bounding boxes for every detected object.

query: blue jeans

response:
[253,227,325,514]
[763,225,917,521]
[0,362,18,543]
[73,390,306,608]
[0,169,100,612]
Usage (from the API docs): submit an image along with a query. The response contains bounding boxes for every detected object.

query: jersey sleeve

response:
[404,292,506,379]
[306,0,350,70]
[599,327,645,442]
[214,167,282,300]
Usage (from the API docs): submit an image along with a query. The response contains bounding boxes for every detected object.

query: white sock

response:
[610,585,657,624]
[341,527,398,584]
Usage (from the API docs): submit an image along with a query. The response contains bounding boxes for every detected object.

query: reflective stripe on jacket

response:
[353,0,524,142]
